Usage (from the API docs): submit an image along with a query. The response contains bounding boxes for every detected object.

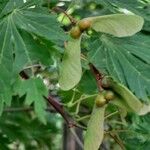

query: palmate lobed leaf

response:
[0,0,24,18]
[0,0,44,18]
[0,0,67,118]
[87,33,150,101]
[14,77,48,123]
[13,9,67,43]
[86,14,144,37]
[84,106,105,150]
[12,29,53,75]
[0,0,9,14]
[59,38,82,91]
[0,16,51,114]
[0,18,14,113]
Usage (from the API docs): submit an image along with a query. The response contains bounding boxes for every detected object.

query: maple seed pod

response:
[105,91,115,101]
[95,94,106,107]
[78,19,91,31]
[70,26,81,39]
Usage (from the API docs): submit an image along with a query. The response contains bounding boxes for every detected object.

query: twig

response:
[19,70,83,130]
[106,129,133,134]
[109,120,127,126]
[75,123,87,130]
[89,63,104,91]
[19,67,84,130]
[44,95,77,128]
[76,115,91,122]
[23,64,41,70]
[44,96,69,123]
[81,53,88,62]
[70,94,97,106]
[105,111,119,119]
[108,133,125,150]
[70,128,84,149]
[51,7,77,25]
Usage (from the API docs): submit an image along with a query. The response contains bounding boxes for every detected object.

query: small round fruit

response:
[78,19,91,31]
[70,26,81,39]
[101,78,110,89]
[105,91,115,101]
[95,94,106,107]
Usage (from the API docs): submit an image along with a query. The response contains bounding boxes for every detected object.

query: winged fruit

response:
[78,19,91,31]
[95,94,106,107]
[70,26,81,39]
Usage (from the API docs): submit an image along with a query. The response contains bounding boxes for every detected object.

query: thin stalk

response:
[75,123,87,130]
[108,133,125,150]
[51,7,76,24]
[89,63,104,91]
[105,111,119,119]
[71,94,97,106]
[109,120,127,126]
[76,115,91,122]
[70,128,83,149]
[23,64,41,70]
[75,99,81,115]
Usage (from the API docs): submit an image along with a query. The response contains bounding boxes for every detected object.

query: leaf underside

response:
[87,34,150,101]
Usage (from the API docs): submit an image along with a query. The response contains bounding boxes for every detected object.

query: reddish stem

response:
[44,95,76,128]
[89,63,104,91]
[19,70,77,128]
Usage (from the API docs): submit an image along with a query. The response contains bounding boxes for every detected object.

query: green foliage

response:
[0,0,9,14]
[121,114,150,150]
[87,33,150,101]
[0,0,150,149]
[78,70,98,94]
[14,77,48,123]
[0,106,62,150]
[0,0,67,115]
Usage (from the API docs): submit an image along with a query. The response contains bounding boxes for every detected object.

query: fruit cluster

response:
[70,19,91,39]
[95,91,115,107]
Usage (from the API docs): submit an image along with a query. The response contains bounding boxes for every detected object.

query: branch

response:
[45,95,87,130]
[89,63,104,91]
[108,133,125,150]
[70,128,83,149]
[19,69,83,129]
[44,95,77,128]
[51,7,77,25]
